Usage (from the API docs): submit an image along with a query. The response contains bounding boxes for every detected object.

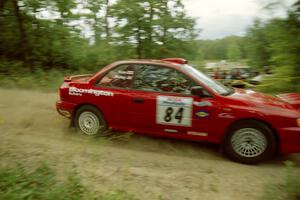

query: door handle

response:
[132,97,144,103]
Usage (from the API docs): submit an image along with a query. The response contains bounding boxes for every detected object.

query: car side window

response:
[98,65,134,88]
[133,64,198,95]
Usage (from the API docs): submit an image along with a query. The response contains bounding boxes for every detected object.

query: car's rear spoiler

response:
[277,93,300,109]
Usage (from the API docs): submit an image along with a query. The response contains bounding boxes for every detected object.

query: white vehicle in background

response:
[249,74,273,85]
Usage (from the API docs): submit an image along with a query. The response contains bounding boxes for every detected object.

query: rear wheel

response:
[224,120,276,164]
[74,105,107,136]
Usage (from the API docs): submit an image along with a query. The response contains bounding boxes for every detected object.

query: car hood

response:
[276,93,300,109]
[227,89,297,110]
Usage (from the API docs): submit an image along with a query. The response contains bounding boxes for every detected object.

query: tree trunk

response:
[104,0,110,41]
[12,0,30,68]
[94,14,101,45]
[0,0,8,14]
[162,1,168,45]
[146,1,154,57]
[136,21,142,59]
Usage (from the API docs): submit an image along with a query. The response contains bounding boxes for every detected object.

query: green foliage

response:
[0,0,197,74]
[256,66,300,94]
[246,1,300,93]
[110,0,197,59]
[0,71,61,90]
[195,36,245,61]
[261,161,300,200]
[0,163,87,200]
[0,0,299,94]
[244,19,271,69]
[0,163,137,200]
[227,42,242,61]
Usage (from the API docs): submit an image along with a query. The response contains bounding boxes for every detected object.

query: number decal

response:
[163,107,185,123]
[157,96,192,127]
[175,107,184,123]
[164,107,174,122]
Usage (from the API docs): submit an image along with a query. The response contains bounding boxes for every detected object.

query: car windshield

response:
[182,64,233,96]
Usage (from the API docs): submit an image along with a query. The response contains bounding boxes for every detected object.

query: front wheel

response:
[224,120,277,164]
[74,105,107,136]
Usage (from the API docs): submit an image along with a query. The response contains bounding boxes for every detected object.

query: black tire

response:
[224,120,277,164]
[74,105,107,136]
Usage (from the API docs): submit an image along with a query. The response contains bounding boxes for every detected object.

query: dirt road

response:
[0,88,299,200]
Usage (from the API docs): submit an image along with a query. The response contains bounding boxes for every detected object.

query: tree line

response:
[0,0,299,90]
[198,1,299,87]
[0,0,197,72]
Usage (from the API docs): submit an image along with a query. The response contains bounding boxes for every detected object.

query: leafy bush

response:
[256,66,300,94]
[0,69,83,91]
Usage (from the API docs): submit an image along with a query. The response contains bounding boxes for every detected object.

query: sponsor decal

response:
[195,110,210,118]
[193,101,212,107]
[218,113,235,119]
[187,131,208,136]
[69,87,114,97]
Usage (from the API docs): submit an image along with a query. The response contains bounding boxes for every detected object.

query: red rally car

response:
[56,58,300,164]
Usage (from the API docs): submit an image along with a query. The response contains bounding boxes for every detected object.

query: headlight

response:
[297,119,300,127]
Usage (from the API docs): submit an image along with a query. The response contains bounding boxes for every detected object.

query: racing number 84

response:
[164,107,184,123]
[157,96,192,127]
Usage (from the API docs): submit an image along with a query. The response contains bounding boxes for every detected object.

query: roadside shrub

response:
[256,66,300,94]
[0,67,101,91]
[0,70,69,91]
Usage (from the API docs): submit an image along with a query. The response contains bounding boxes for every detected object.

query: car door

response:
[95,64,138,131]
[126,64,221,139]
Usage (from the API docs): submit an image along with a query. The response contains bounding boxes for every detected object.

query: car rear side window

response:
[133,64,198,95]
[98,65,134,88]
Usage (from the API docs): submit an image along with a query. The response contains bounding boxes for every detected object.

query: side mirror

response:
[191,86,211,97]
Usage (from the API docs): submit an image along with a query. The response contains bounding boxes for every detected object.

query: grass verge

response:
[261,161,300,200]
[0,163,137,200]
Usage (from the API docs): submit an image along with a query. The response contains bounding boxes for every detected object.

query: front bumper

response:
[278,127,300,154]
[56,100,76,118]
